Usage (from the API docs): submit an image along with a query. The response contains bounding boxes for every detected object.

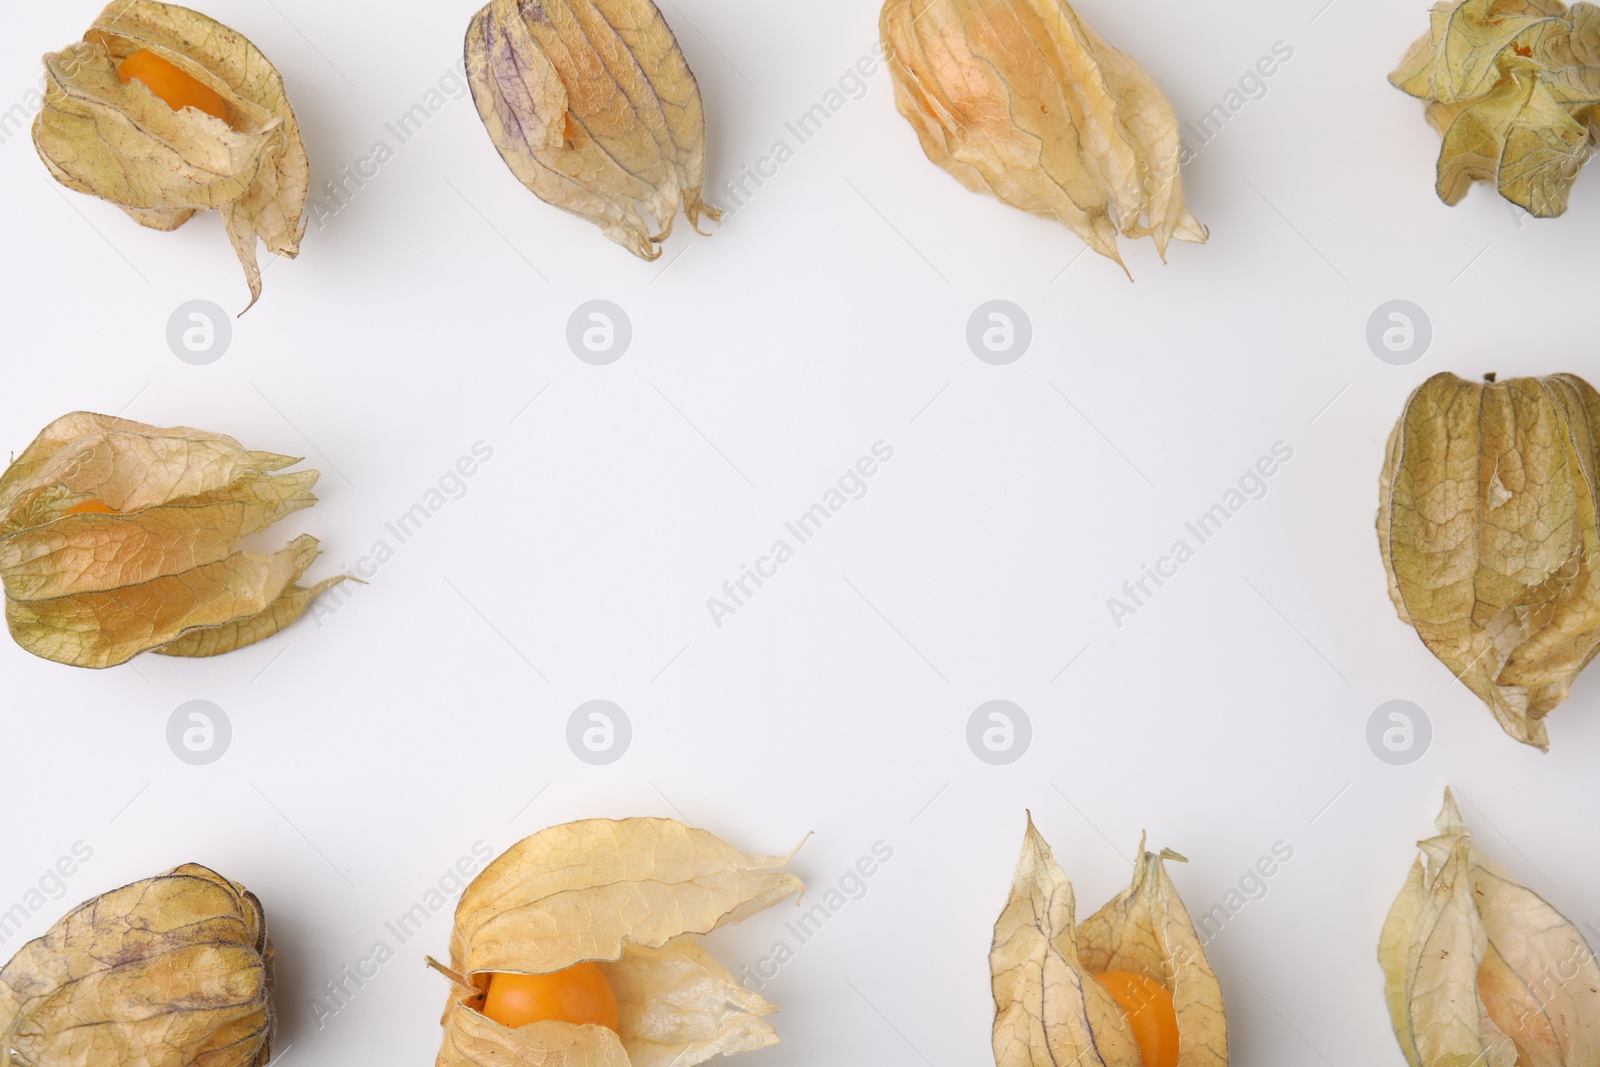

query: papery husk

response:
[465,0,717,261]
[0,412,346,669]
[1389,0,1600,216]
[0,863,274,1067]
[880,0,1207,272]
[34,1,309,310]
[990,815,1227,1067]
[434,817,803,1067]
[1377,372,1600,750]
[1379,790,1600,1066]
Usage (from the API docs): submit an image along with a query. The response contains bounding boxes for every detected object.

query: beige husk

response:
[880,0,1206,273]
[991,815,1228,1067]
[1379,790,1600,1066]
[0,864,274,1067]
[465,0,717,260]
[1377,372,1600,749]
[33,1,309,310]
[0,412,346,668]
[432,817,803,1067]
[1389,0,1600,216]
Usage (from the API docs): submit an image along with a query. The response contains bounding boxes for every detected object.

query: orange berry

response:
[117,49,229,123]
[1095,971,1180,1067]
[62,500,120,516]
[481,962,620,1032]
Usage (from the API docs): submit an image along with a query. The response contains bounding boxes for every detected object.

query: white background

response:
[3,0,1599,1064]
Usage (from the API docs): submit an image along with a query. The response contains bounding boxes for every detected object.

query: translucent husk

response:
[33,1,310,310]
[1377,372,1600,749]
[464,0,717,260]
[880,0,1207,273]
[1389,0,1600,216]
[991,815,1228,1067]
[1379,790,1600,1066]
[0,412,346,669]
[432,817,804,1067]
[0,864,274,1067]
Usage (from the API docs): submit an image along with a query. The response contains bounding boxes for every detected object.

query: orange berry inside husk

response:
[62,500,120,516]
[117,49,229,123]
[1095,971,1179,1067]
[481,962,620,1032]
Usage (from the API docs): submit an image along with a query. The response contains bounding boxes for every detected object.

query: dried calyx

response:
[1378,371,1600,749]
[0,864,275,1067]
[1390,0,1600,216]
[34,1,309,310]
[431,817,803,1067]
[1380,790,1600,1066]
[880,0,1206,273]
[0,412,347,668]
[991,815,1227,1067]
[465,0,717,260]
